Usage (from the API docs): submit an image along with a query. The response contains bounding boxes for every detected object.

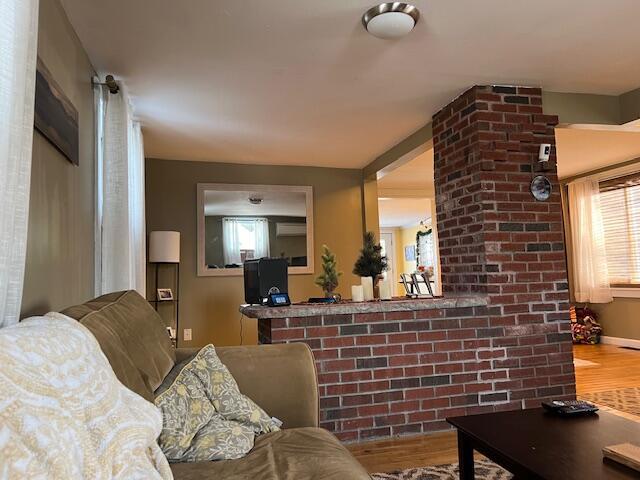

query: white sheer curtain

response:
[222,218,242,265]
[254,218,270,259]
[0,0,39,327]
[568,178,613,303]
[96,87,146,296]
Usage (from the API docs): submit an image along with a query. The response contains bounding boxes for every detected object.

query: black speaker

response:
[243,258,288,305]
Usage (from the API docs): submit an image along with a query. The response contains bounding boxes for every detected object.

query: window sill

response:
[612,287,640,299]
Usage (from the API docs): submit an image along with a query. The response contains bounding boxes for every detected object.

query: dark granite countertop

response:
[239,294,488,319]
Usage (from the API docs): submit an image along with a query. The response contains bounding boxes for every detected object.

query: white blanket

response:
[0,313,173,480]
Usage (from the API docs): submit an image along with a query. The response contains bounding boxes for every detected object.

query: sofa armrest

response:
[175,343,319,429]
[175,347,200,364]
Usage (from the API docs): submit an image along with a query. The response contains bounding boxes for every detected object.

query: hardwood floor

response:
[348,430,460,473]
[349,343,640,474]
[574,343,640,395]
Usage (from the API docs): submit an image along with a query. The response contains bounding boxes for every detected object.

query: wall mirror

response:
[197,183,314,276]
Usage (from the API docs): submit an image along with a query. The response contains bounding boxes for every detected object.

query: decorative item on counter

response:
[315,245,342,298]
[378,278,392,300]
[571,305,602,344]
[361,276,374,301]
[351,285,365,302]
[353,231,388,291]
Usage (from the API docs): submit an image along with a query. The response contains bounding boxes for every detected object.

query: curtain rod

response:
[92,74,119,95]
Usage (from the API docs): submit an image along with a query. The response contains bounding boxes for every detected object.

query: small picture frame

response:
[404,245,416,262]
[157,288,174,301]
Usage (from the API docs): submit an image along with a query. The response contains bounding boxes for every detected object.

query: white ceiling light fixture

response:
[362,3,420,39]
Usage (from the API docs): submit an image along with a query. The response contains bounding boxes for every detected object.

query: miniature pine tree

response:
[353,231,388,279]
[315,245,341,296]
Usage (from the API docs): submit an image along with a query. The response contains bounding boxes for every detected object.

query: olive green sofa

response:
[62,290,370,480]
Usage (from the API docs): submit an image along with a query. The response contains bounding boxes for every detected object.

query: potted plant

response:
[353,231,388,285]
[315,245,341,298]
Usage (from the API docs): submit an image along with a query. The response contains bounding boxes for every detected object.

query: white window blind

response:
[599,174,640,286]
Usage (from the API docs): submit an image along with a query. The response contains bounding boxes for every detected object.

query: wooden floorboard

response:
[574,344,640,395]
[347,430,460,473]
[349,343,640,474]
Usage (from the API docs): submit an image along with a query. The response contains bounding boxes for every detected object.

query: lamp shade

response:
[149,231,180,263]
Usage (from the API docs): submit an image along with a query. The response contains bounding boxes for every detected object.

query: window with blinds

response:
[599,173,640,287]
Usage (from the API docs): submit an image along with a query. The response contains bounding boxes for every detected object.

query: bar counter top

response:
[239,294,488,319]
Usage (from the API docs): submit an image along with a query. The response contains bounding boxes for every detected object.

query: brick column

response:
[433,85,575,405]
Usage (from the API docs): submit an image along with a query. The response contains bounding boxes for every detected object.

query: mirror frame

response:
[197,183,314,277]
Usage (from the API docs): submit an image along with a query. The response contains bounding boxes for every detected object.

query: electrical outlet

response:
[183,328,192,342]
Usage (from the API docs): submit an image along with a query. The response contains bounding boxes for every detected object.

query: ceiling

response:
[378,197,431,228]
[555,126,640,179]
[204,190,306,217]
[377,148,434,195]
[61,0,640,169]
[377,148,433,227]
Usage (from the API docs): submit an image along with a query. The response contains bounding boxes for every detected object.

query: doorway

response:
[376,147,441,297]
[380,231,396,287]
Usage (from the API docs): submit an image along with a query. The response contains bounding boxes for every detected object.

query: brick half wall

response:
[258,302,573,442]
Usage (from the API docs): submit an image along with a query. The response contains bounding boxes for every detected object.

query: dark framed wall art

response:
[34,57,79,165]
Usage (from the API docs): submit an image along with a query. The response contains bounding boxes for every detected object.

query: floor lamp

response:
[149,231,180,347]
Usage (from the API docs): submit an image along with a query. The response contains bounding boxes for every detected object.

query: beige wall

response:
[543,91,621,125]
[362,173,380,239]
[145,158,365,347]
[592,299,640,340]
[620,87,640,124]
[21,0,96,317]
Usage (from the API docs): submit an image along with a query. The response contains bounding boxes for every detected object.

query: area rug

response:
[573,358,599,367]
[580,387,640,418]
[371,460,511,479]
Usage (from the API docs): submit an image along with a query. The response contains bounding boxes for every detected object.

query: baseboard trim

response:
[600,336,640,349]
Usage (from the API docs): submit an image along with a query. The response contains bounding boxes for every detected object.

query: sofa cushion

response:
[62,290,176,400]
[169,427,370,480]
[155,345,280,463]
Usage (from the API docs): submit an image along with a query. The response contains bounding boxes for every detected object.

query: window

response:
[222,218,270,266]
[599,174,640,287]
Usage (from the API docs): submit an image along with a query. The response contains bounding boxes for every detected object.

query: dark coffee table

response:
[448,408,640,479]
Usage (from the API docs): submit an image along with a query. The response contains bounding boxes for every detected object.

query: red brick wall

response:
[259,305,522,442]
[432,86,575,406]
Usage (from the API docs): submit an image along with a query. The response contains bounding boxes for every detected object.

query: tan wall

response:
[592,298,640,341]
[362,173,380,239]
[392,227,404,296]
[21,0,96,317]
[399,225,420,276]
[620,87,640,124]
[542,91,621,125]
[145,158,365,347]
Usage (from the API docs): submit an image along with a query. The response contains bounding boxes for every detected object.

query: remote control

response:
[542,400,599,416]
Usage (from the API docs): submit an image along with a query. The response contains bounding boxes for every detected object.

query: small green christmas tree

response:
[315,245,341,296]
[353,231,388,279]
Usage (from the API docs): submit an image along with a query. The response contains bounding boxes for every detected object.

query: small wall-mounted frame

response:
[197,183,314,277]
[157,288,174,301]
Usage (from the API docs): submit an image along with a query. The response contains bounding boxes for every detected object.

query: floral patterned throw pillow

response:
[154,345,280,462]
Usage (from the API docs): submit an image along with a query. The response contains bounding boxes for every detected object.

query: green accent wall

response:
[542,91,621,125]
[21,0,96,317]
[145,158,365,347]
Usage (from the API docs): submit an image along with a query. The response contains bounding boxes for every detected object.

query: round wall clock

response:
[530,175,552,201]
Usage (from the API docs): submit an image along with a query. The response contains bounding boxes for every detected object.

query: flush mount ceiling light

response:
[362,3,420,39]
